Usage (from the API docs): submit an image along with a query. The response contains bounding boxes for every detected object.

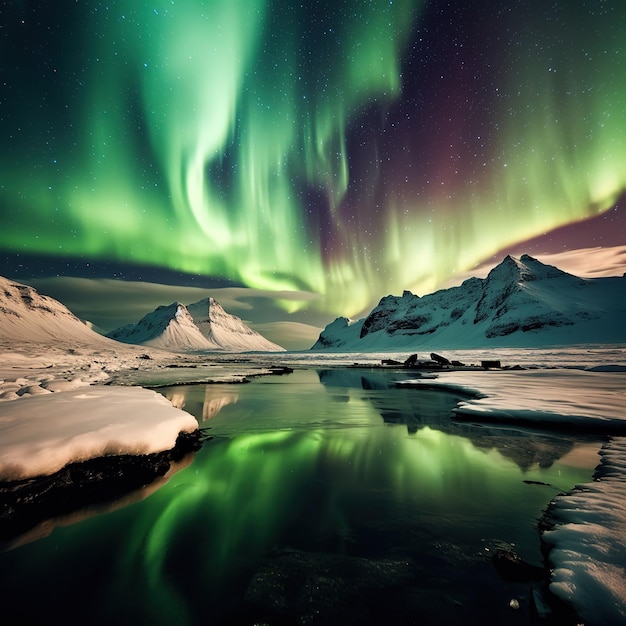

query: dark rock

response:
[381,358,403,366]
[430,353,450,366]
[481,360,501,369]
[403,354,418,367]
[492,548,545,582]
[388,315,431,333]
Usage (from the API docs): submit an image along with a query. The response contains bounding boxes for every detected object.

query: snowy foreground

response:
[0,339,286,481]
[1,340,626,624]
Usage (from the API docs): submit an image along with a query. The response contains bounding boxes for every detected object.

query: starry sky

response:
[2,1,626,348]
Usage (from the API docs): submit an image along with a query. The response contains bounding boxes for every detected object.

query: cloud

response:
[437,245,626,291]
[252,322,322,351]
[527,246,626,278]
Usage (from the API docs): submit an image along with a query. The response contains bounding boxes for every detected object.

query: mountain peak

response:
[109,296,284,352]
[187,297,284,351]
[519,253,537,263]
[487,253,571,284]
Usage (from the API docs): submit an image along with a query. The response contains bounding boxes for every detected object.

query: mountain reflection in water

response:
[316,367,579,471]
[0,368,600,625]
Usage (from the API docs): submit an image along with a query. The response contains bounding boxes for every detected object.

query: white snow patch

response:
[408,369,626,431]
[0,386,198,481]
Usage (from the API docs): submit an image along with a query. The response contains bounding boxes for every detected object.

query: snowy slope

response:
[187,297,284,352]
[312,254,626,350]
[108,298,284,352]
[0,276,115,346]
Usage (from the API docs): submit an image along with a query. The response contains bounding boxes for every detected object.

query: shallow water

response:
[0,368,601,625]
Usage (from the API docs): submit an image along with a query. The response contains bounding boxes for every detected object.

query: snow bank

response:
[408,369,626,432]
[542,438,626,626]
[0,386,198,481]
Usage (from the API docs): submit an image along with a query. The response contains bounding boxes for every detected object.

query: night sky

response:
[2,1,626,344]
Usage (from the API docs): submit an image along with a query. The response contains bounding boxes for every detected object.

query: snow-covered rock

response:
[108,297,284,352]
[312,254,626,350]
[0,386,198,481]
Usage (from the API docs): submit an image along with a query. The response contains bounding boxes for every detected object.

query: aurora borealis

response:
[2,0,626,323]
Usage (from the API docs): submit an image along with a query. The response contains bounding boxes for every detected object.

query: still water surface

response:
[0,368,600,625]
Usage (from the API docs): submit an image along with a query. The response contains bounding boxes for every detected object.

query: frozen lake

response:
[0,364,606,625]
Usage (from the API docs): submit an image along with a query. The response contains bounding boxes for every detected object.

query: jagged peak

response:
[519,253,538,263]
[330,316,356,327]
[148,301,190,320]
[487,253,553,283]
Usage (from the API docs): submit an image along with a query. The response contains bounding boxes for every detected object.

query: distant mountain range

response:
[311,255,626,351]
[107,297,285,352]
[0,276,283,352]
[3,254,624,354]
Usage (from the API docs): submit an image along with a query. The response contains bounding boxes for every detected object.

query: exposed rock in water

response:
[430,352,450,366]
[491,547,545,582]
[404,353,418,367]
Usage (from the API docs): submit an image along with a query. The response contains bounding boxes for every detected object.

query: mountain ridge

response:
[0,276,284,353]
[108,298,285,352]
[311,254,626,351]
[0,275,116,346]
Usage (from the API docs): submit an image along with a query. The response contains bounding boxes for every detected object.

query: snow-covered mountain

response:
[311,254,626,351]
[186,297,284,352]
[108,298,284,352]
[0,276,113,345]
[106,302,213,351]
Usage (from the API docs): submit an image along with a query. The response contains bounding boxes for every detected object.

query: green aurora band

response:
[2,1,626,316]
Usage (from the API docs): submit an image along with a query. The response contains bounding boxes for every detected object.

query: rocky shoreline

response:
[0,429,205,544]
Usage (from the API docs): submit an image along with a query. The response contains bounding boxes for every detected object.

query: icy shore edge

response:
[541,436,626,626]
